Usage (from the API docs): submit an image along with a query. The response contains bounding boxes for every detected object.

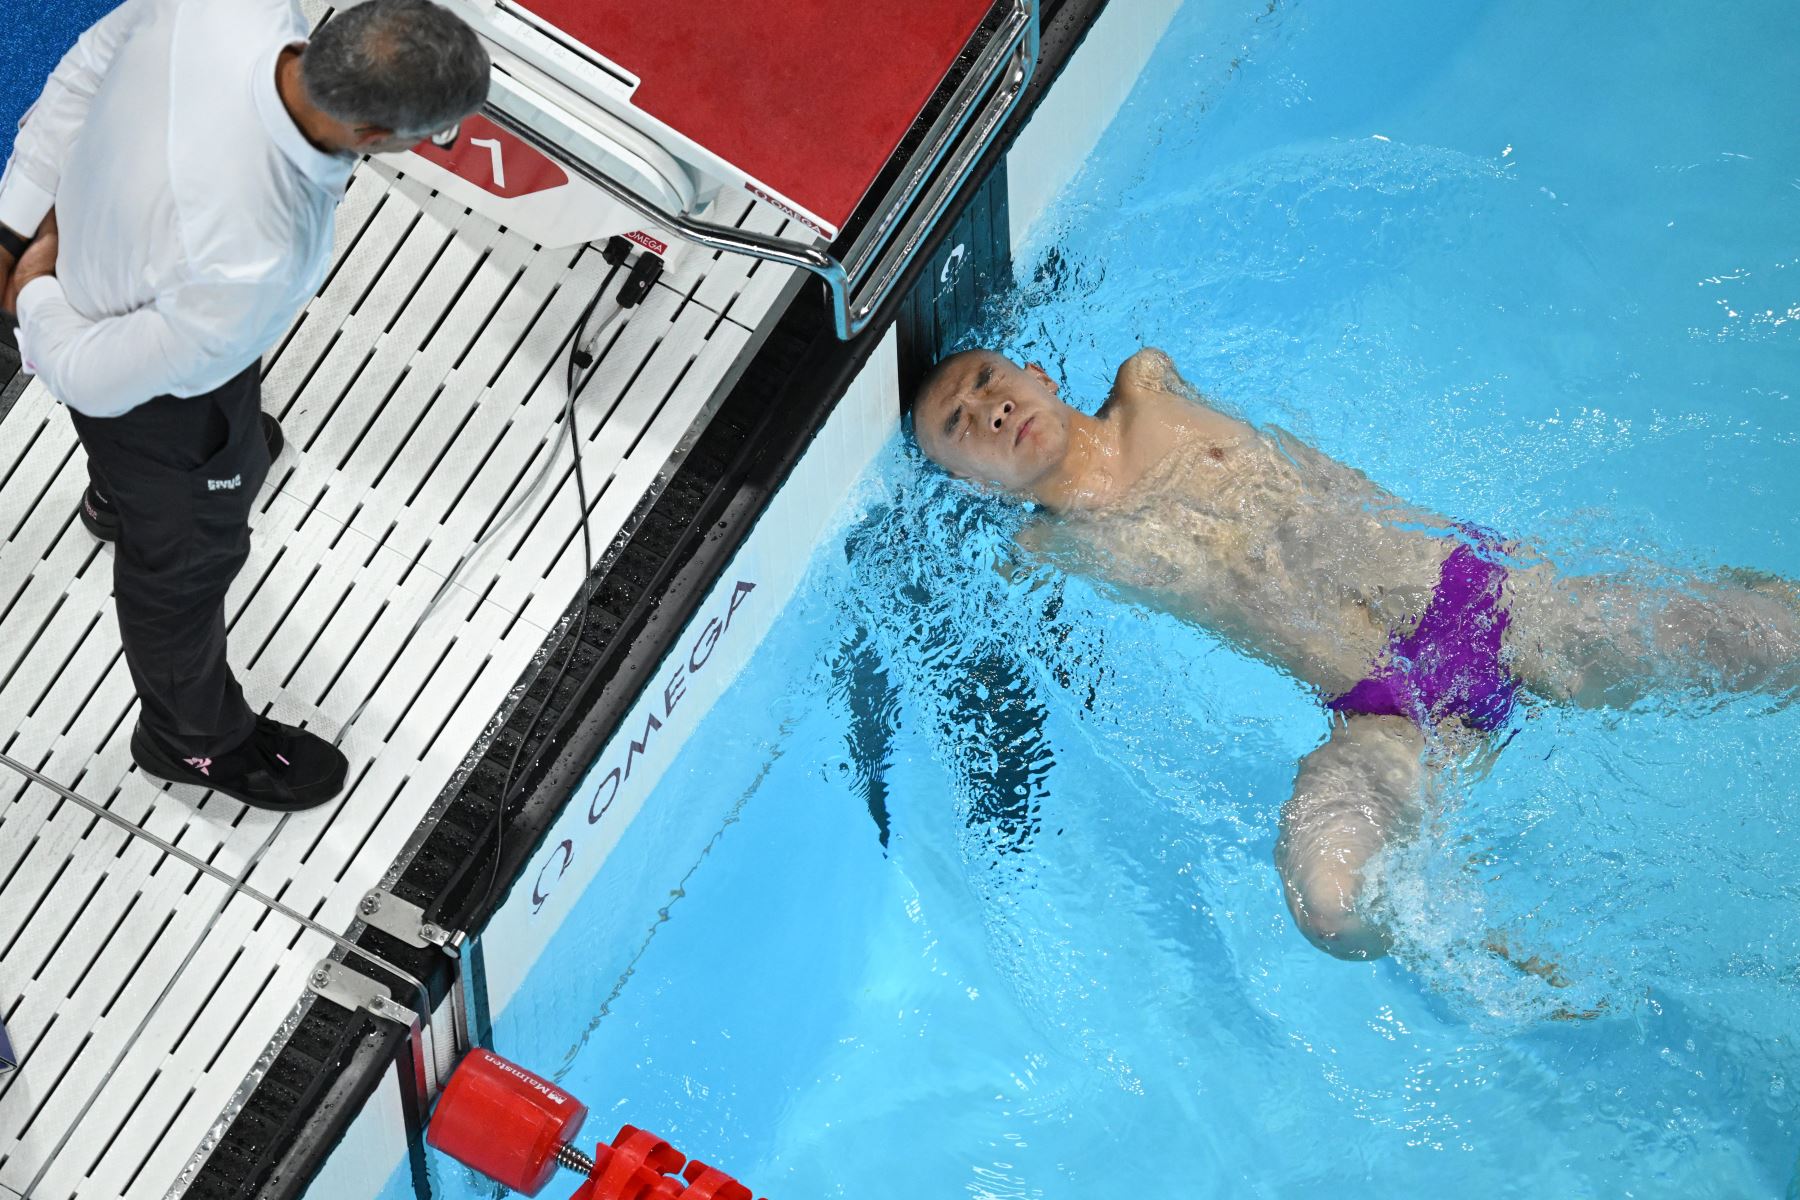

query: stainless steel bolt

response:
[554,1142,598,1174]
[359,893,382,916]
[310,967,330,989]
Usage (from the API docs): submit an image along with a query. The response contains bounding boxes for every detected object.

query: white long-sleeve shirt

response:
[0,0,355,418]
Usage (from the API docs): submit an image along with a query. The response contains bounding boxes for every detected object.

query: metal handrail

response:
[844,24,1038,337]
[838,0,1038,287]
[483,0,1039,340]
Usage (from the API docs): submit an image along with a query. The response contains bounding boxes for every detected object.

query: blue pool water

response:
[414,1,1800,1197]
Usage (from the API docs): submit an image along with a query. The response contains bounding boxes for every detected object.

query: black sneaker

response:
[79,482,120,542]
[80,412,285,543]
[131,714,348,811]
[259,411,285,462]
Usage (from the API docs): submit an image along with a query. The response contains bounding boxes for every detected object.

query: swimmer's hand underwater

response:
[912,348,1800,965]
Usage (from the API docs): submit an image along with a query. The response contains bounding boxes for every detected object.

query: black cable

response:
[467,269,610,923]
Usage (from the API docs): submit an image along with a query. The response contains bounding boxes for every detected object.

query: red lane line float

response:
[427,1048,589,1195]
[427,1049,768,1200]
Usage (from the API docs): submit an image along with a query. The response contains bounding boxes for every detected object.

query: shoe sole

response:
[130,723,345,812]
[81,416,284,544]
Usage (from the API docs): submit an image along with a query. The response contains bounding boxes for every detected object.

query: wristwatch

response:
[0,223,29,262]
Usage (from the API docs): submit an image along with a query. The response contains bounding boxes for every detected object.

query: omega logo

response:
[529,580,758,913]
[940,242,967,288]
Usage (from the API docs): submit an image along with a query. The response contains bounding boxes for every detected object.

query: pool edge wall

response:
[294,1,1184,1196]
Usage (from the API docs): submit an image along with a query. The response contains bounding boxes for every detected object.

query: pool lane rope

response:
[428,1048,768,1199]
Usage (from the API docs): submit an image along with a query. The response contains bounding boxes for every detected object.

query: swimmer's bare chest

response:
[1059,373,1457,692]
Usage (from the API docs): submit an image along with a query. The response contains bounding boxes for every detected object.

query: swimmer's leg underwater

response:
[1275,565,1800,963]
[1275,713,1426,961]
[1506,565,1800,707]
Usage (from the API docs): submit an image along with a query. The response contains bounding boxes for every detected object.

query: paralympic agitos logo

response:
[530,580,757,913]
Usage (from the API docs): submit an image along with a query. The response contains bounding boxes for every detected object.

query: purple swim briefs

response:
[1329,537,1517,731]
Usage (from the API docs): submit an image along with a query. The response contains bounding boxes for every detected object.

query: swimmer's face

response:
[914,351,1074,496]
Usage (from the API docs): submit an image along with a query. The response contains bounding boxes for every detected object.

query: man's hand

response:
[0,241,16,319]
[1,210,59,315]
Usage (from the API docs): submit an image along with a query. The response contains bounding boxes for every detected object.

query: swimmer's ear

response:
[1024,363,1059,395]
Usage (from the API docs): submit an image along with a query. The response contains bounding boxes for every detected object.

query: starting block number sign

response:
[412,115,570,199]
[390,112,682,249]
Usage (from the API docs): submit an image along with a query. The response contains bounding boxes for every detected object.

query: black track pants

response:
[67,361,270,757]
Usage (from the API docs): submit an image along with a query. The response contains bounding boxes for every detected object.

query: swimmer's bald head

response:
[912,350,1076,498]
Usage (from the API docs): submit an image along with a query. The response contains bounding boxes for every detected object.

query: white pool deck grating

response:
[0,148,799,1198]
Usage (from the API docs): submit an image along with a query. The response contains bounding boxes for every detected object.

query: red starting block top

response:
[511,0,997,232]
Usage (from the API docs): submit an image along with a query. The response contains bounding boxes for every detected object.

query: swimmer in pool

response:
[912,348,1800,962]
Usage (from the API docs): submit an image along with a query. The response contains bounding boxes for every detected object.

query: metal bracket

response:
[308,959,420,1027]
[359,888,455,950]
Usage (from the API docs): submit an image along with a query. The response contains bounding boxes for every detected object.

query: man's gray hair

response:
[301,0,491,134]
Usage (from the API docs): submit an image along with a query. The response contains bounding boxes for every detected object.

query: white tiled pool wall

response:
[307,2,1184,1195]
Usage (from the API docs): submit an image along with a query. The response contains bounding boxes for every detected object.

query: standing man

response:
[0,0,490,810]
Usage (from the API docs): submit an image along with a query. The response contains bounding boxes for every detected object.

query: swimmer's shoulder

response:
[1103,348,1183,414]
[1105,348,1249,445]
[1113,347,1185,393]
